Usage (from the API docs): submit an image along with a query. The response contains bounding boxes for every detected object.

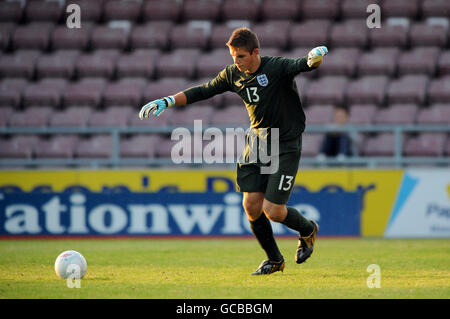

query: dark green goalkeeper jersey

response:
[183,55,317,153]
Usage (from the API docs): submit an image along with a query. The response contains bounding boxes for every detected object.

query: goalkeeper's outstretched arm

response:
[139,91,187,119]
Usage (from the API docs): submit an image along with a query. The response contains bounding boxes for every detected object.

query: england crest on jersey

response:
[257,74,269,87]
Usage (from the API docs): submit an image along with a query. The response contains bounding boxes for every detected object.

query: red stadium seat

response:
[8,106,52,128]
[222,0,261,21]
[0,50,40,79]
[24,0,63,22]
[437,51,450,76]
[197,49,231,78]
[0,22,17,51]
[305,76,349,107]
[51,24,93,51]
[130,21,173,50]
[120,134,160,159]
[341,0,381,19]
[169,105,214,127]
[0,136,37,159]
[427,76,450,104]
[301,0,340,20]
[12,22,54,50]
[404,133,447,157]
[251,21,291,49]
[75,52,118,79]
[169,22,211,50]
[362,133,395,157]
[369,24,409,48]
[386,75,429,105]
[329,19,369,48]
[304,105,334,125]
[0,1,23,22]
[155,49,199,79]
[0,78,28,107]
[182,0,222,21]
[260,0,300,21]
[90,24,130,50]
[397,47,440,76]
[143,78,187,103]
[381,0,420,19]
[102,79,146,107]
[116,52,158,79]
[357,48,400,77]
[63,79,107,107]
[68,0,103,22]
[416,104,450,125]
[374,104,418,125]
[421,0,450,18]
[34,135,80,159]
[22,79,67,108]
[409,22,448,48]
[318,48,361,77]
[103,0,142,22]
[348,104,377,125]
[75,135,113,159]
[49,106,93,127]
[301,133,324,157]
[289,20,331,49]
[142,0,182,21]
[89,106,134,127]
[36,52,79,79]
[346,75,389,106]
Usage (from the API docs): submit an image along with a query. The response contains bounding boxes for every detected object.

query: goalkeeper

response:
[139,27,327,275]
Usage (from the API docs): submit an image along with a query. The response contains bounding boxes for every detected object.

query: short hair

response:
[226,27,260,53]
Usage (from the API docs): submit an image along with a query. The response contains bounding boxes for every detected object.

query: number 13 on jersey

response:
[246,87,259,103]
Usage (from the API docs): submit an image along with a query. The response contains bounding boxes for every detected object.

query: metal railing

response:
[0,124,449,168]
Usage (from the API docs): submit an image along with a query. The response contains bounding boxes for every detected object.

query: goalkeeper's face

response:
[229,46,260,74]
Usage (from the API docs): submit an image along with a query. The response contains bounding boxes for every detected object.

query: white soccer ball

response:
[54,250,87,279]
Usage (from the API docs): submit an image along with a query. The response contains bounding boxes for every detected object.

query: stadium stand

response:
[0,0,448,168]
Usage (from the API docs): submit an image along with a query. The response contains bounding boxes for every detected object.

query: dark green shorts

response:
[236,149,301,205]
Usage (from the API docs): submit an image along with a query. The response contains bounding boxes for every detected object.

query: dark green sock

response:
[249,213,283,262]
[282,207,314,236]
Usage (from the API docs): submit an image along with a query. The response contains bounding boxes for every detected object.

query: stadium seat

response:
[289,20,331,49]
[182,0,222,21]
[116,52,158,79]
[304,76,349,107]
[0,78,28,107]
[24,0,63,23]
[357,48,400,77]
[0,22,17,51]
[22,79,67,108]
[12,22,54,50]
[210,105,249,127]
[222,0,261,21]
[75,52,117,79]
[416,104,450,125]
[102,79,146,107]
[36,52,79,79]
[90,24,130,50]
[155,136,178,158]
[103,0,142,22]
[0,106,12,126]
[210,23,248,50]
[155,49,199,79]
[421,0,450,18]
[142,78,187,103]
[345,75,389,106]
[68,0,103,22]
[0,50,40,79]
[49,106,93,127]
[301,0,340,20]
[0,135,38,159]
[437,51,450,76]
[404,133,447,157]
[130,21,173,50]
[301,133,324,157]
[260,0,300,21]
[120,134,160,159]
[169,22,211,50]
[63,78,107,107]
[75,135,114,158]
[252,21,291,50]
[427,76,450,104]
[340,0,381,19]
[362,133,396,157]
[374,104,418,125]
[142,0,182,21]
[304,105,334,125]
[329,19,369,48]
[369,24,409,48]
[386,75,429,105]
[381,0,420,19]
[8,106,52,128]
[169,105,214,127]
[397,47,440,76]
[0,1,23,22]
[409,22,448,48]
[348,104,377,125]
[318,48,361,77]
[89,106,134,127]
[34,135,80,159]
[196,49,231,78]
[51,24,93,51]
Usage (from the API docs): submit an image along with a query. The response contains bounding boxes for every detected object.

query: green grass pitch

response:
[0,238,449,299]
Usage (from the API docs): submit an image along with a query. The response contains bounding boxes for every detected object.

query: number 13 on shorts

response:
[278,174,294,191]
